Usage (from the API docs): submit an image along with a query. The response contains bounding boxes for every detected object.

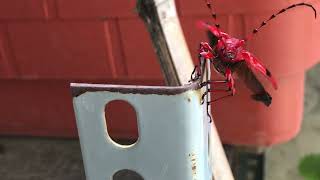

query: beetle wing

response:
[240,50,278,90]
[232,61,272,106]
[232,61,267,93]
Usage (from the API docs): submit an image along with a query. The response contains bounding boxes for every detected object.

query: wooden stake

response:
[136,1,234,179]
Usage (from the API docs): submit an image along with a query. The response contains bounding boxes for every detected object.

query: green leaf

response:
[298,154,320,180]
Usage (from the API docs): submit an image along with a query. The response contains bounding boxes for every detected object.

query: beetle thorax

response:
[218,37,244,62]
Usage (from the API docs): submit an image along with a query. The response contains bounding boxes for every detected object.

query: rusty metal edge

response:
[70,80,201,97]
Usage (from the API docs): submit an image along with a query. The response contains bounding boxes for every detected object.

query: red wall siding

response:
[0,0,56,19]
[56,0,138,18]
[0,24,15,78]
[0,0,174,138]
[2,0,317,144]
[0,80,77,137]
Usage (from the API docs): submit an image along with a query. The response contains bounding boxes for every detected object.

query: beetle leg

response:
[200,88,231,104]
[202,68,235,92]
[190,42,216,82]
[206,102,213,123]
[200,80,228,87]
[225,68,236,95]
[200,68,235,104]
[189,65,200,82]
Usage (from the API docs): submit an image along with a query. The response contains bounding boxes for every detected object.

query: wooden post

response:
[136,0,193,85]
[136,0,234,179]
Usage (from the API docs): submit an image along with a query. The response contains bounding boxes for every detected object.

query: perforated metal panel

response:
[71,83,212,180]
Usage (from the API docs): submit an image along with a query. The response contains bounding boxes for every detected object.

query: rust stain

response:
[192,166,196,171]
[71,69,206,97]
[194,88,204,105]
[189,152,197,180]
[71,80,201,97]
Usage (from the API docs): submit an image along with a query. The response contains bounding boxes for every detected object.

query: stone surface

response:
[0,137,85,180]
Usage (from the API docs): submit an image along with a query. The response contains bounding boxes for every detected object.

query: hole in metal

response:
[113,169,144,180]
[105,100,139,146]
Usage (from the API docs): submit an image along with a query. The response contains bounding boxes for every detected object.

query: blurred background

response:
[0,0,319,179]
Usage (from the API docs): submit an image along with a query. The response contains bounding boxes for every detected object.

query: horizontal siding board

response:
[57,0,137,19]
[7,21,119,79]
[0,0,56,19]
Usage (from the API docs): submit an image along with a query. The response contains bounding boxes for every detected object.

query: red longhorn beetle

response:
[191,1,317,121]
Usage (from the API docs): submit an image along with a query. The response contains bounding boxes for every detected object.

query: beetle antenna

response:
[245,2,317,41]
[204,0,220,28]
